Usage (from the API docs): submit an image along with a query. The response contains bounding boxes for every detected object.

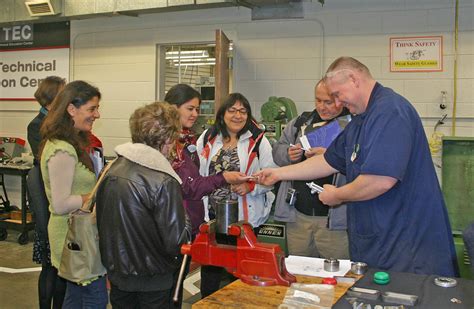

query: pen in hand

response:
[290,143,309,151]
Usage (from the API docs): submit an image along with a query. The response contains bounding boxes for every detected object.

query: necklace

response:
[223,140,237,151]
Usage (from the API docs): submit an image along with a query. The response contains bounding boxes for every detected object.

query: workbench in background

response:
[0,164,34,245]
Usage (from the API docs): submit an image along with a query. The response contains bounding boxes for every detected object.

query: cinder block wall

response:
[0,0,473,204]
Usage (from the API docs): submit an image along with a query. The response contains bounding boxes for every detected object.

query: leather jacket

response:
[96,143,191,290]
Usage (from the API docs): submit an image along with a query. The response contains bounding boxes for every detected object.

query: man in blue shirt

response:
[257,57,458,277]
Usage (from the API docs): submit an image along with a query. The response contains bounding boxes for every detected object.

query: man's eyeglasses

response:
[227,108,248,115]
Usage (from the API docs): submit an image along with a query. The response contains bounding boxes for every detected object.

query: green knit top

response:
[40,139,96,269]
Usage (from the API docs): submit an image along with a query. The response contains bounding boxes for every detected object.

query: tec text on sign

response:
[1,25,33,43]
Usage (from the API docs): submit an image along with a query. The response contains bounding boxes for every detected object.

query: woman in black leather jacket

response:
[96,102,191,309]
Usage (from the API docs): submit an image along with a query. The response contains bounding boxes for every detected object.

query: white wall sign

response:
[0,48,69,100]
[390,36,443,72]
[0,22,69,101]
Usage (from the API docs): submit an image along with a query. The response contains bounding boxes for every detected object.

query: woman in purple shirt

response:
[165,84,247,304]
[165,84,247,236]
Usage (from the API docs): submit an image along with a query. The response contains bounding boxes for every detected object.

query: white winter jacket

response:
[197,128,276,228]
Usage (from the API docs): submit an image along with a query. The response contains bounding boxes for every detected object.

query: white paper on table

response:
[285,255,352,278]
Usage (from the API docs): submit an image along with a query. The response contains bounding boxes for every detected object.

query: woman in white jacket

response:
[196,92,276,297]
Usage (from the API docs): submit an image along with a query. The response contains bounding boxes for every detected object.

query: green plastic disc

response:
[373,271,390,285]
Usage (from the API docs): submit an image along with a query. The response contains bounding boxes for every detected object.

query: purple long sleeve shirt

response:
[174,148,226,235]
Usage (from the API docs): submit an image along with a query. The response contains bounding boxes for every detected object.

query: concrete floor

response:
[0,230,40,309]
[0,230,202,308]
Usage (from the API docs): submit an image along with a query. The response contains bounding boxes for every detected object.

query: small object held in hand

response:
[323,258,340,272]
[290,143,309,151]
[306,182,324,194]
[321,277,337,285]
[351,262,368,275]
[373,271,390,285]
[434,277,457,288]
[244,176,258,181]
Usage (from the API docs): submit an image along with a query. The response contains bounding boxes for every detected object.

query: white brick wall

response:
[0,1,473,206]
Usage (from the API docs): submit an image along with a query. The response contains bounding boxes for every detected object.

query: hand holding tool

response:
[306,182,324,194]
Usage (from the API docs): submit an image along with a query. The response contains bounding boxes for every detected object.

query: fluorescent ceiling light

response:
[174,62,215,66]
[165,50,211,61]
[166,50,208,55]
[172,58,215,63]
[174,62,215,67]
[166,55,209,60]
[166,49,216,66]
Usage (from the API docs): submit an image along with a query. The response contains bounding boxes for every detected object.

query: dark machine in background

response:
[260,96,298,145]
[442,136,474,279]
[257,97,298,254]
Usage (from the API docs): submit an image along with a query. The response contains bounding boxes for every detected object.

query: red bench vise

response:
[181,220,296,287]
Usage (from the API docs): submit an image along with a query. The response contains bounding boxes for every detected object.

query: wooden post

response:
[214,29,230,114]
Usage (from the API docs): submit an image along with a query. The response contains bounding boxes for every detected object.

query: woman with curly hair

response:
[96,102,191,308]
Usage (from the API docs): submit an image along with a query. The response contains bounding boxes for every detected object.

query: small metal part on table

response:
[353,302,372,309]
[335,276,357,284]
[353,302,363,309]
[323,258,340,272]
[434,277,457,288]
[382,291,418,306]
[450,297,462,304]
[351,262,368,275]
[346,286,380,301]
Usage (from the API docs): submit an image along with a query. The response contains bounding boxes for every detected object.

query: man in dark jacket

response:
[96,102,191,308]
[272,79,351,259]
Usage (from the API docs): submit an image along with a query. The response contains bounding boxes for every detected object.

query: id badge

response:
[351,144,360,162]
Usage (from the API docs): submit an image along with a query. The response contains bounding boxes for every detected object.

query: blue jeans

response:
[62,277,108,309]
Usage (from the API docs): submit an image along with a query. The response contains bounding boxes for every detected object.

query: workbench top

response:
[193,275,355,308]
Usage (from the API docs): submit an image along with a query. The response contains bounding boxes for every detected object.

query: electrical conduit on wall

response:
[451,0,459,136]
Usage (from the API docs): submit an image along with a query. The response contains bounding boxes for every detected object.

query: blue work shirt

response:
[324,83,458,277]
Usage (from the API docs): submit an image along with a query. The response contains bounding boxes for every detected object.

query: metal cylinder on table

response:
[215,198,238,234]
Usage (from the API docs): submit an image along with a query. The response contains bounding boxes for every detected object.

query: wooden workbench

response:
[193,275,355,308]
